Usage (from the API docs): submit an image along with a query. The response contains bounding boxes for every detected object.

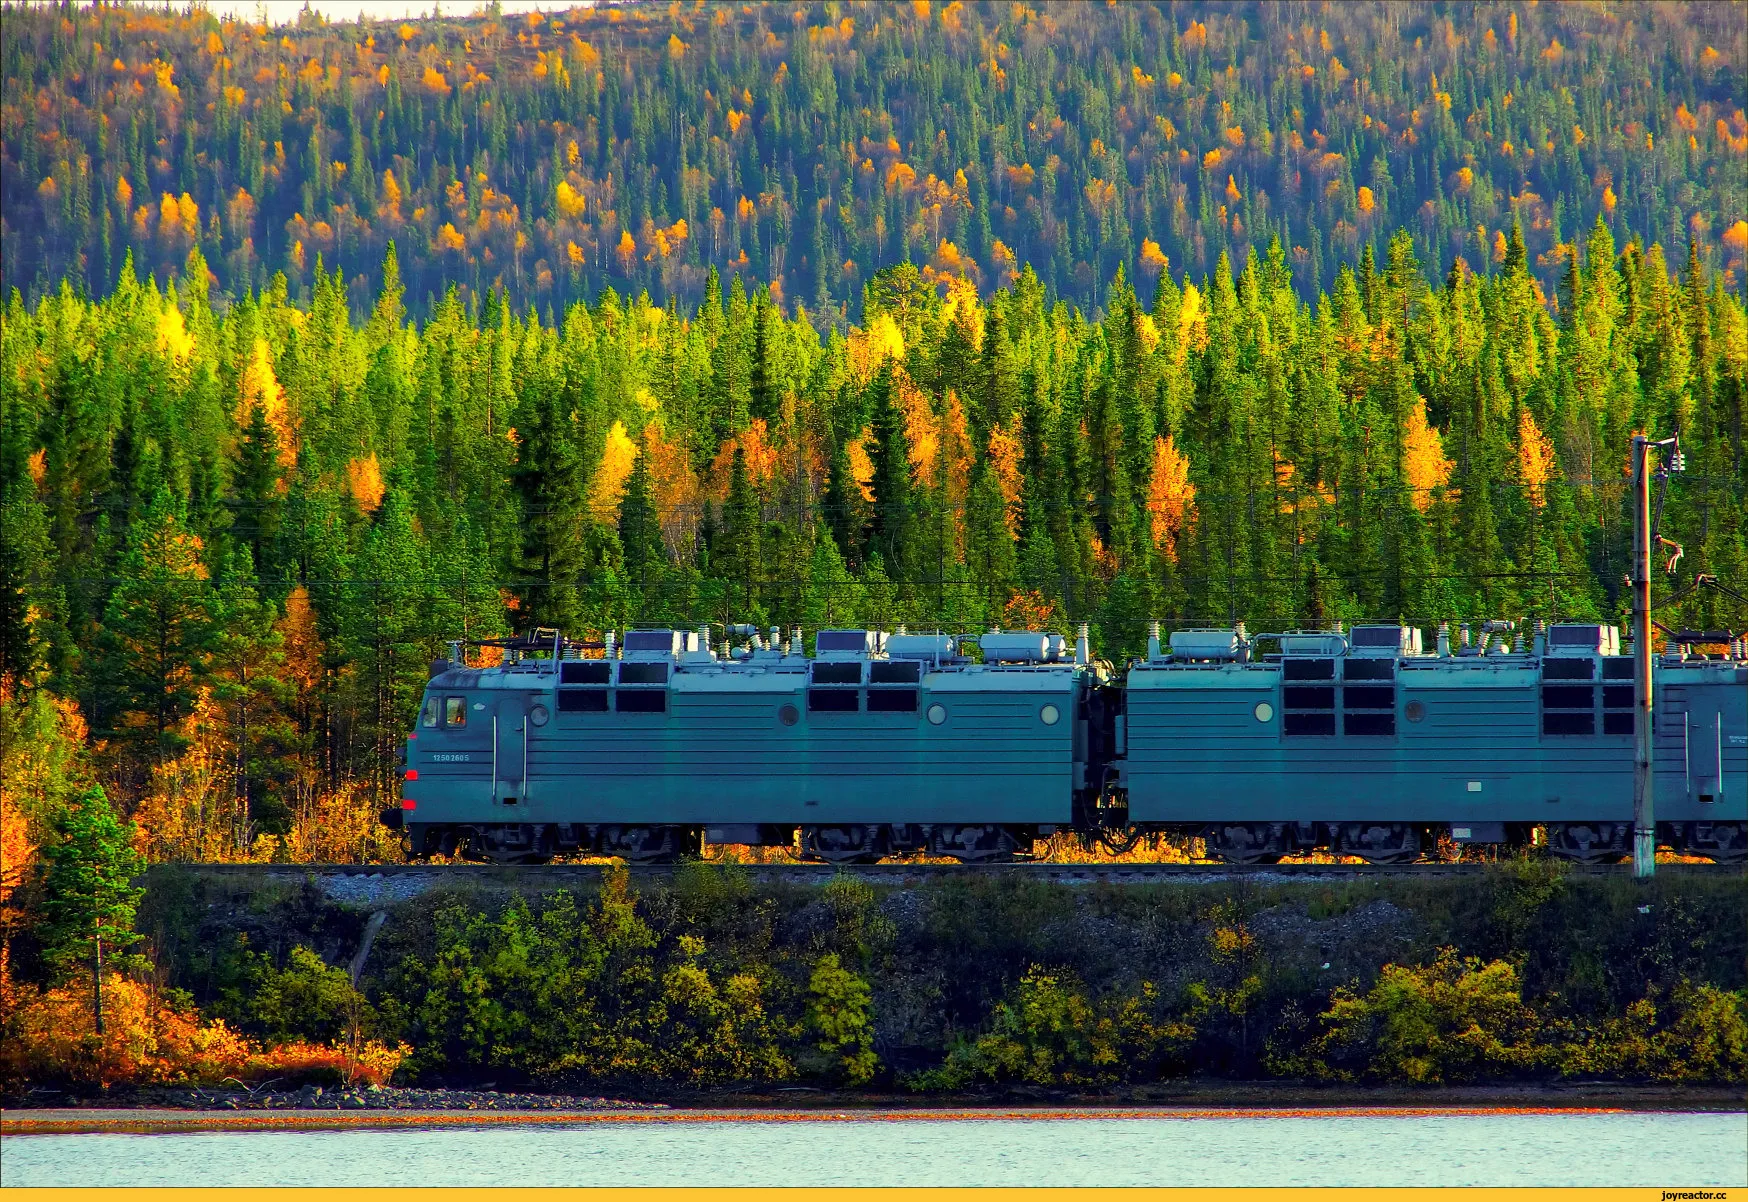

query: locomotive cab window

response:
[444,696,467,727]
[421,696,439,728]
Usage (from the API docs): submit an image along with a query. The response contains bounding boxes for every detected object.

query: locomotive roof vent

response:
[1547,623,1611,656]
[1278,631,1349,657]
[1168,629,1244,662]
[817,629,881,659]
[623,629,683,660]
[1349,625,1423,657]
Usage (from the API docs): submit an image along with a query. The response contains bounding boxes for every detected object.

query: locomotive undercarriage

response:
[409,821,1041,864]
[408,817,1747,866]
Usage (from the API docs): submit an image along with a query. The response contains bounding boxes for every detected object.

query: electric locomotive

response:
[392,625,1099,862]
[383,620,1746,865]
[1122,622,1746,864]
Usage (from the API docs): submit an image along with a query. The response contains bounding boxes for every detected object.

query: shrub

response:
[1561,982,1748,1083]
[803,953,878,1085]
[0,974,405,1090]
[1283,948,1546,1083]
[913,966,1193,1089]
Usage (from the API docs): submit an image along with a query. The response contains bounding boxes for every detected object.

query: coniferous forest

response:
[0,1,1744,867]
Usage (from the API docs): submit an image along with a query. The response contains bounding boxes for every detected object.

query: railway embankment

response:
[7,861,1745,1106]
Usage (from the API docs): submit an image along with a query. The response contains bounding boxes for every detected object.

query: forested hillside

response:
[3,225,1744,857]
[0,1,1744,863]
[2,1,1745,316]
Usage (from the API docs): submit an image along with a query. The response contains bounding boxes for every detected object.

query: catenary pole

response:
[1631,435,1655,880]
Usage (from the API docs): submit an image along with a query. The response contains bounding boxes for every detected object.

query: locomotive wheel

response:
[930,824,1020,863]
[1676,821,1747,866]
[602,825,683,863]
[802,824,883,864]
[1545,822,1629,864]
[1205,823,1285,865]
[1332,823,1422,865]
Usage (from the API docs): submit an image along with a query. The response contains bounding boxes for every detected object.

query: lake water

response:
[4,1111,1745,1188]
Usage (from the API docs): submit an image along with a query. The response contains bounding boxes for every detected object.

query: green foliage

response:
[1281,948,1548,1083]
[913,966,1193,1089]
[819,874,896,967]
[38,786,145,978]
[802,953,878,1086]
[382,872,793,1088]
[250,945,375,1047]
[108,865,1748,1093]
[1557,983,1748,1083]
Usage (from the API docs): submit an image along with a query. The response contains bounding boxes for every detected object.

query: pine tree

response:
[510,356,586,631]
[98,488,214,757]
[39,785,145,979]
[618,447,664,605]
[715,445,763,618]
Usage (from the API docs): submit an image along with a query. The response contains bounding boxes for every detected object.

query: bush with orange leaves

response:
[0,974,408,1091]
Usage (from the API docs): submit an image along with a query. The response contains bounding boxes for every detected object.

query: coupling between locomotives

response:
[385,620,1748,866]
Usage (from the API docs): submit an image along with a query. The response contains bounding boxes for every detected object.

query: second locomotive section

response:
[401,627,1098,862]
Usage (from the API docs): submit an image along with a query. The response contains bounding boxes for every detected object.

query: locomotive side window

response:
[615,691,667,714]
[557,689,609,712]
[618,663,669,685]
[1541,678,1596,736]
[867,688,919,713]
[444,696,467,727]
[421,696,439,728]
[561,662,611,685]
[869,661,921,684]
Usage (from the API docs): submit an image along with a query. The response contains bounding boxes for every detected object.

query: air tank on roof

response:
[980,632,1051,662]
[886,634,957,660]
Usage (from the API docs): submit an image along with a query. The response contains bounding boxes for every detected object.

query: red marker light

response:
[401,799,417,810]
[405,769,419,781]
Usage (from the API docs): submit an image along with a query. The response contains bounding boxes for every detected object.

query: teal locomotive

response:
[386,622,1746,865]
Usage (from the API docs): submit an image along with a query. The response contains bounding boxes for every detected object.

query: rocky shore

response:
[16,1085,666,1112]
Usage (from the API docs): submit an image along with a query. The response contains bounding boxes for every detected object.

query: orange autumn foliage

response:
[846,426,877,502]
[896,373,939,487]
[986,414,1026,537]
[346,453,385,513]
[588,420,640,522]
[1518,407,1557,508]
[641,423,702,560]
[1145,435,1195,560]
[237,338,296,466]
[0,975,407,1091]
[707,418,780,503]
[1401,399,1453,509]
[1002,590,1057,632]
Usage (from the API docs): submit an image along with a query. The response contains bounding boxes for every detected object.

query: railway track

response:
[163,860,1743,886]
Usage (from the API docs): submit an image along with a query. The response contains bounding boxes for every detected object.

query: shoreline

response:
[7,1086,1745,1135]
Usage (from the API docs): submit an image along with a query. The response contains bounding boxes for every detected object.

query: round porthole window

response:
[1040,704,1061,726]
[778,703,800,727]
[1254,701,1274,722]
[927,703,948,725]
[530,704,550,726]
[1405,700,1426,722]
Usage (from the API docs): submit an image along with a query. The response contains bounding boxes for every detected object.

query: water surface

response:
[5,1111,1744,1188]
